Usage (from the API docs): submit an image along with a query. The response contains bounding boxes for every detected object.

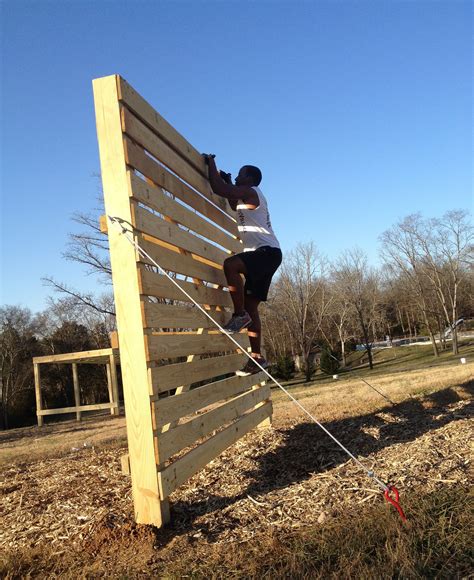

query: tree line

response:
[0,301,115,428]
[1,207,472,428]
[263,210,473,380]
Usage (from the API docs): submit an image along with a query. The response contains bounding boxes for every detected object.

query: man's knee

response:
[224,256,244,274]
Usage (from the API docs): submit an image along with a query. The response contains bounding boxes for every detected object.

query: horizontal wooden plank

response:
[153,371,266,426]
[137,235,228,286]
[33,349,118,364]
[118,76,207,177]
[142,301,230,331]
[156,384,270,460]
[124,138,238,237]
[38,402,118,416]
[149,353,245,393]
[146,331,249,361]
[130,173,242,253]
[158,402,272,498]
[138,267,232,307]
[123,110,236,226]
[132,203,230,266]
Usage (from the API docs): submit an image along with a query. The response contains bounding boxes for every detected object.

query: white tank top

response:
[235,187,280,252]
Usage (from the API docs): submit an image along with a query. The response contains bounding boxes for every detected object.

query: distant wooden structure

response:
[92,74,272,528]
[33,348,120,426]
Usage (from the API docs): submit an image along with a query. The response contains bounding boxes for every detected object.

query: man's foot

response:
[236,356,268,377]
[223,311,252,334]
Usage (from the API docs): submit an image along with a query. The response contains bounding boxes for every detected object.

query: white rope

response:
[108,215,390,493]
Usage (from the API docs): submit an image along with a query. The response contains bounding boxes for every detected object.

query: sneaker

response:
[236,357,268,377]
[223,311,252,334]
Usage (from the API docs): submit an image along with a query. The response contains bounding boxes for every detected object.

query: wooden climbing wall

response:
[93,75,272,527]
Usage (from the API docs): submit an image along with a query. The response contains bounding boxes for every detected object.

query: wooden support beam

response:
[93,74,169,527]
[109,354,120,416]
[121,453,131,475]
[99,214,108,233]
[106,363,114,416]
[72,363,81,421]
[33,348,116,364]
[37,402,118,416]
[34,363,43,427]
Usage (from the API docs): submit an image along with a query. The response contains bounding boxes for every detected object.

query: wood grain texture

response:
[93,74,169,526]
[142,301,230,331]
[145,331,250,360]
[138,266,233,308]
[132,202,230,266]
[118,77,204,171]
[137,235,228,286]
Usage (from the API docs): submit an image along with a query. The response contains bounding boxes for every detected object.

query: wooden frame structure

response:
[33,348,120,426]
[93,74,272,527]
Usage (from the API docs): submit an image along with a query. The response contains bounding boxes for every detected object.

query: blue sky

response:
[1,0,472,313]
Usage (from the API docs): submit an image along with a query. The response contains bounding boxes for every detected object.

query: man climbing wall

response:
[203,154,282,376]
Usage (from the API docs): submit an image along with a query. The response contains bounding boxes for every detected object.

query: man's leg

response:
[236,295,269,376]
[223,255,247,315]
[222,255,252,333]
[244,295,262,358]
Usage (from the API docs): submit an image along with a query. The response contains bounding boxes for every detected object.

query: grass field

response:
[1,343,472,578]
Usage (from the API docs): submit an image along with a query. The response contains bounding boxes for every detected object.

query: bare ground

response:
[1,363,472,578]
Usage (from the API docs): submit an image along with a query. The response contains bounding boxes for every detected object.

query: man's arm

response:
[203,154,259,206]
[220,171,238,211]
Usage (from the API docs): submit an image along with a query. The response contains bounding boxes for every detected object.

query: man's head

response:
[235,165,262,187]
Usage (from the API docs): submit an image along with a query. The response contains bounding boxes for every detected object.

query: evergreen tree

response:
[320,347,340,375]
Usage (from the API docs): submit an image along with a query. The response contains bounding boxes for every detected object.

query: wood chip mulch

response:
[1,397,471,552]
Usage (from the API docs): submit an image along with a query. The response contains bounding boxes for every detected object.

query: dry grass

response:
[272,361,474,422]
[0,415,127,468]
[0,360,472,578]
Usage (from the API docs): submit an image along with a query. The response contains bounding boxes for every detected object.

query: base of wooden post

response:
[120,453,131,475]
[257,415,273,429]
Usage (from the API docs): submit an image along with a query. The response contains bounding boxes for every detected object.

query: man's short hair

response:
[243,165,262,186]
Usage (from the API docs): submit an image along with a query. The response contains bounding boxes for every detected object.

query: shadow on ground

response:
[155,380,472,545]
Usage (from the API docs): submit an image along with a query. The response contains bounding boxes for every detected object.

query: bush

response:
[320,347,340,375]
[274,354,296,380]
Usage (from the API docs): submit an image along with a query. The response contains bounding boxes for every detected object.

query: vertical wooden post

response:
[72,363,81,421]
[93,75,169,526]
[106,363,114,415]
[256,341,272,428]
[107,354,120,416]
[34,363,43,427]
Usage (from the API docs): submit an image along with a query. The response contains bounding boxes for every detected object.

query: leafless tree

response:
[332,249,381,370]
[381,211,473,355]
[0,306,43,428]
[380,215,440,356]
[276,242,330,381]
[418,210,473,354]
[43,177,114,317]
[323,287,356,367]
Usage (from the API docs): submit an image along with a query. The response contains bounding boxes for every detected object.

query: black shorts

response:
[236,246,283,302]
